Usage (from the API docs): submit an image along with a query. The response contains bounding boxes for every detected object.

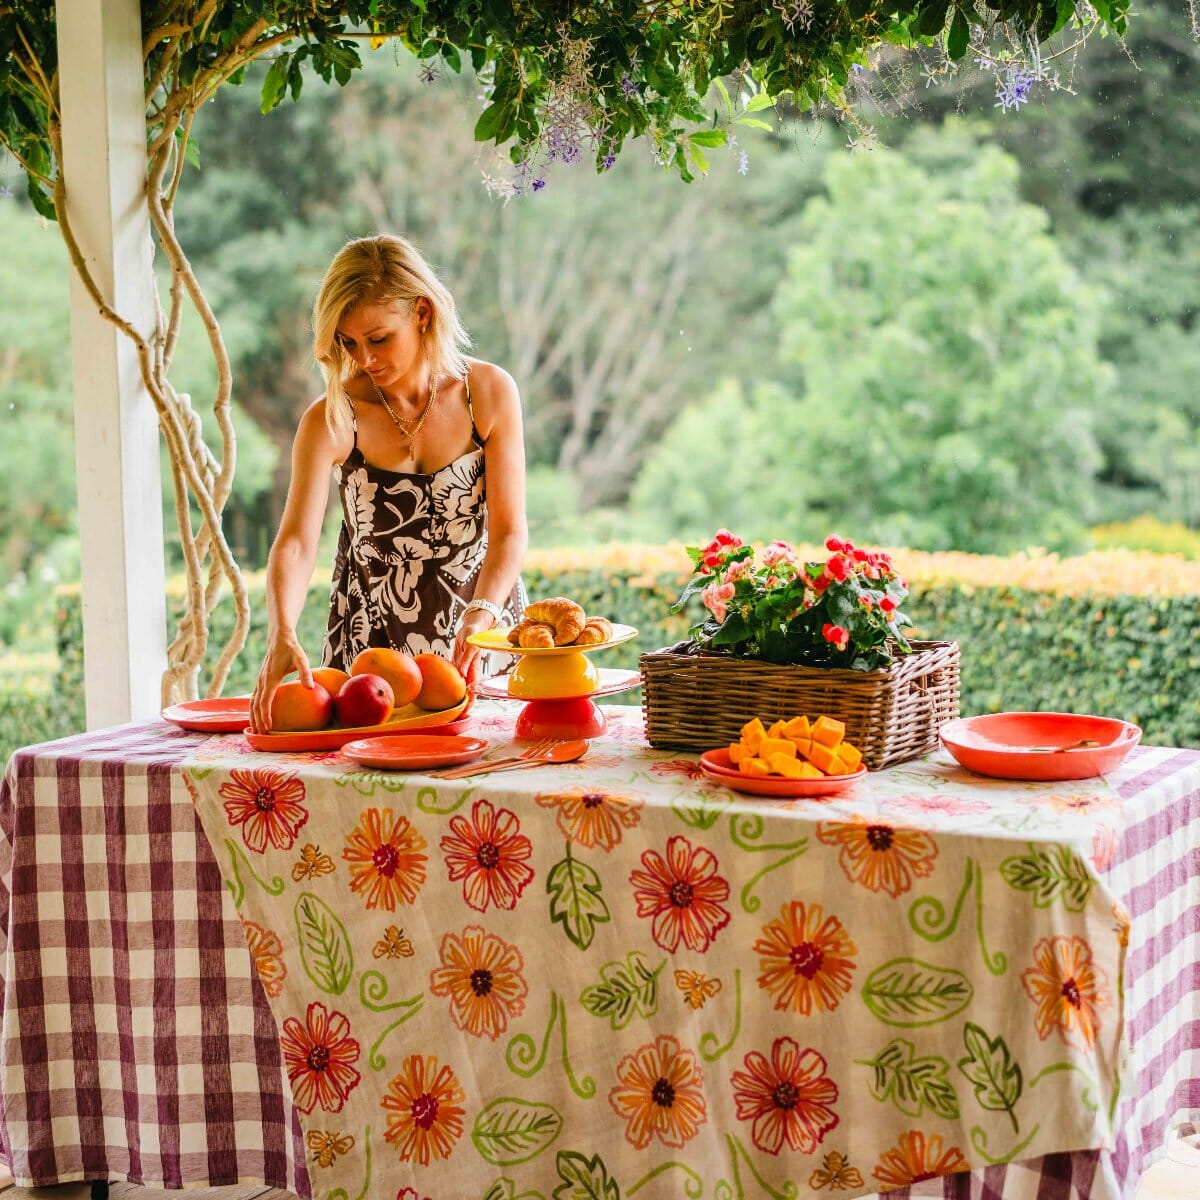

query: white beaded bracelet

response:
[461,598,504,628]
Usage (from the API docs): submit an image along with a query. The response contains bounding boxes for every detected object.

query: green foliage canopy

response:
[2,0,1130,211]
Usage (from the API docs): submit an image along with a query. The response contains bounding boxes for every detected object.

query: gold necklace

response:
[370,372,440,440]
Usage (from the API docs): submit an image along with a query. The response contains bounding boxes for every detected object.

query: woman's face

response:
[337,298,430,387]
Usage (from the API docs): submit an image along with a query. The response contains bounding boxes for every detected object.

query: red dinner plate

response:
[699,749,867,798]
[341,734,488,771]
[161,697,250,733]
[244,695,471,752]
[939,712,1141,781]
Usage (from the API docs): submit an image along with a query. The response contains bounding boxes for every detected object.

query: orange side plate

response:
[244,694,472,753]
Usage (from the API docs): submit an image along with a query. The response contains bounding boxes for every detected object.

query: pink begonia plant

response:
[672,531,914,670]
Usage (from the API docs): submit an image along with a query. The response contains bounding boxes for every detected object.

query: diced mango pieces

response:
[740,717,767,752]
[833,742,863,773]
[782,715,812,739]
[759,737,796,761]
[727,714,864,780]
[806,742,841,775]
[811,715,846,747]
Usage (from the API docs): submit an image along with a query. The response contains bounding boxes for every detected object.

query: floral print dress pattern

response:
[322,381,524,671]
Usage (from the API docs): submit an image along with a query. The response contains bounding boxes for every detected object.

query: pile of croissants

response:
[506,597,614,648]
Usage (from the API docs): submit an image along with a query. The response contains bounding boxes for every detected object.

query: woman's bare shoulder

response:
[296,395,352,463]
[466,359,521,428]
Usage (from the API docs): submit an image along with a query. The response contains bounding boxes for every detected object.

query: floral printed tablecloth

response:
[180,702,1138,1200]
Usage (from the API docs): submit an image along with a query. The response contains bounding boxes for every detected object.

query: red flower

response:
[630,835,731,953]
[879,595,897,614]
[730,1037,840,1156]
[700,528,744,569]
[822,624,849,650]
[440,798,534,912]
[824,535,844,552]
[220,767,309,853]
[280,1002,362,1115]
[826,553,852,582]
[381,1054,466,1164]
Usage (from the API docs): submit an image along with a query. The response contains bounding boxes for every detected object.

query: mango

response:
[742,757,772,777]
[834,742,863,773]
[759,737,796,761]
[811,715,846,748]
[741,717,767,752]
[729,742,747,764]
[769,754,822,779]
[807,742,841,775]
[788,736,814,762]
[782,715,812,739]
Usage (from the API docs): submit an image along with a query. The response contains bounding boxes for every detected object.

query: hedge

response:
[5,545,1198,767]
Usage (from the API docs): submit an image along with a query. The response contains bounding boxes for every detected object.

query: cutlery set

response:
[431,737,588,780]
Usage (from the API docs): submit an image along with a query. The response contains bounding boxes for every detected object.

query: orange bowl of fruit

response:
[699,715,867,798]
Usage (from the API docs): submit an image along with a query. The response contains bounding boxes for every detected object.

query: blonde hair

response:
[312,234,471,442]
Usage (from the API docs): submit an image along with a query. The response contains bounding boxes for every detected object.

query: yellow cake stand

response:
[467,623,640,739]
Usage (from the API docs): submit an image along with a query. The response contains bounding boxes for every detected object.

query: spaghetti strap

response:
[347,395,358,447]
[464,370,484,449]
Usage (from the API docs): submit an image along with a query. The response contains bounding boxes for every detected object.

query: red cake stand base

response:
[514,696,609,741]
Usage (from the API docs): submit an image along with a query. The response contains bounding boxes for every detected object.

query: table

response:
[1,705,1197,1200]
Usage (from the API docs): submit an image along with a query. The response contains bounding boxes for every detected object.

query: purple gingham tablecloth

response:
[0,721,309,1195]
[0,714,1196,1199]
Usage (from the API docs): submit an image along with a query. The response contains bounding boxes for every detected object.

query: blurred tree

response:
[634,141,1115,553]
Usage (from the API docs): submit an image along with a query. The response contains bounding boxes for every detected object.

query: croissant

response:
[507,618,557,648]
[573,616,614,646]
[523,596,586,646]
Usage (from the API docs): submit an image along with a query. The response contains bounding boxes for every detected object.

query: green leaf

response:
[26,174,55,221]
[553,1149,620,1200]
[999,844,1092,911]
[745,92,776,112]
[472,1098,563,1166]
[480,1181,516,1200]
[580,952,663,1030]
[861,1038,960,1120]
[294,892,353,995]
[547,845,611,951]
[862,958,974,1026]
[947,9,970,60]
[260,55,289,113]
[958,1022,1022,1125]
[918,0,953,36]
[735,117,775,131]
[688,128,728,148]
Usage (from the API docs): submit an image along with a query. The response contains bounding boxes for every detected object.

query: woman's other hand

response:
[453,608,496,688]
[250,632,314,733]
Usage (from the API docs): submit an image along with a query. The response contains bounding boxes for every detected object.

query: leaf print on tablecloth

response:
[580,951,665,1030]
[958,1022,1022,1132]
[548,842,611,951]
[294,892,354,996]
[861,959,973,1027]
[1000,844,1092,911]
[857,1038,959,1121]
[553,1149,620,1200]
[471,1098,563,1166]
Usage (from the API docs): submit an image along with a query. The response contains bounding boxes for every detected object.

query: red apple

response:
[334,673,394,727]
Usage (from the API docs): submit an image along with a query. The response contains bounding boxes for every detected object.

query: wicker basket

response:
[639,639,960,770]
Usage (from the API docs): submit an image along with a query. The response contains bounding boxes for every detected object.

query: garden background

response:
[1,0,1198,763]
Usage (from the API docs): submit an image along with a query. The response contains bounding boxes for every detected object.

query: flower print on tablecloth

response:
[755,901,857,1015]
[651,758,707,781]
[816,817,938,898]
[220,767,309,852]
[430,926,528,1040]
[608,1034,707,1150]
[343,808,427,910]
[882,792,990,820]
[240,917,287,998]
[380,1053,466,1164]
[1021,935,1110,1049]
[535,786,644,851]
[440,797,534,912]
[630,834,731,953]
[280,1001,362,1115]
[730,1036,840,1156]
[871,1129,970,1188]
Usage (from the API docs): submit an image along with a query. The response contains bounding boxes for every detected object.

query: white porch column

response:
[56,0,166,727]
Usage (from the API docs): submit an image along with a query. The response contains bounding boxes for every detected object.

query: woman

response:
[249,234,527,732]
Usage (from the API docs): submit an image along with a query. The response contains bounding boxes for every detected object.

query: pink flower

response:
[726,558,754,582]
[879,596,897,613]
[762,540,799,569]
[1091,824,1118,872]
[700,529,744,570]
[863,564,880,581]
[701,581,736,623]
[859,596,873,609]
[822,624,850,651]
[826,554,852,583]
[825,536,844,552]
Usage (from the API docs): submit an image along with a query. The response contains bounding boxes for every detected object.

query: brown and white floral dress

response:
[321,378,525,672]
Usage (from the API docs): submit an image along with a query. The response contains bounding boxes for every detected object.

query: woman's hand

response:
[452,608,496,688]
[250,631,314,733]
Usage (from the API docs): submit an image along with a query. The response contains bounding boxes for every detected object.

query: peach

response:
[270,680,334,732]
[412,653,467,711]
[350,648,423,708]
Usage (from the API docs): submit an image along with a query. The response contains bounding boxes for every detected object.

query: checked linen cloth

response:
[0,706,1196,1200]
[0,721,309,1195]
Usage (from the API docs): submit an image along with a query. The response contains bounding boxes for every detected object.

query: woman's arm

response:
[454,364,529,682]
[250,400,345,731]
